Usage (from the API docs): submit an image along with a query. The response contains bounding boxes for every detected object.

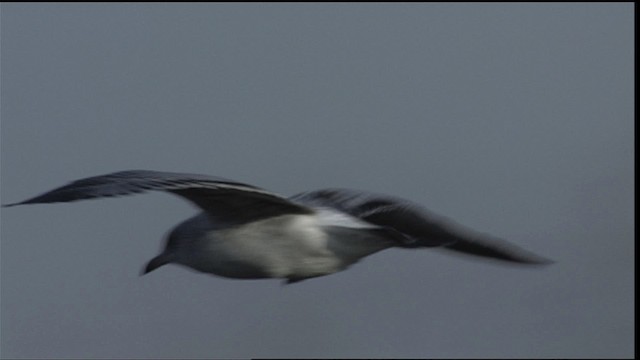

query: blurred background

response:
[1,3,633,358]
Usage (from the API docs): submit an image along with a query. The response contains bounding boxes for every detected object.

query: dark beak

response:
[141,253,173,275]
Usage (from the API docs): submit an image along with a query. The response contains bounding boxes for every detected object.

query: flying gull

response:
[4,170,552,283]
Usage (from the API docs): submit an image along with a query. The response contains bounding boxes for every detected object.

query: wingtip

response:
[498,251,556,267]
[3,199,40,208]
[512,249,556,266]
[497,252,556,267]
[2,202,22,208]
[528,256,556,266]
[440,237,556,267]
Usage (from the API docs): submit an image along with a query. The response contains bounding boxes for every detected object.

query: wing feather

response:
[4,170,312,224]
[291,188,552,265]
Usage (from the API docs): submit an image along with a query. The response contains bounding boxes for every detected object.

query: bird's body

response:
[4,170,551,283]
[150,209,393,282]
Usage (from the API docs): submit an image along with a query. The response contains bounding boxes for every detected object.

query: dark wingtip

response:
[3,198,58,208]
[527,254,555,265]
[441,237,555,266]
[500,248,555,266]
[512,256,555,267]
[2,202,25,208]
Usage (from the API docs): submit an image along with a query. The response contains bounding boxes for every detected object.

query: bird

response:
[3,170,552,284]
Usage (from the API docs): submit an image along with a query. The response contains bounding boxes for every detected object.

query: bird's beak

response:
[141,253,173,275]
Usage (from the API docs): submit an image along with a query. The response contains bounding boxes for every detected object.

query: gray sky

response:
[0,3,633,359]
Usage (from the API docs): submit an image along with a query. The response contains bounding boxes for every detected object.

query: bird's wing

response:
[4,170,313,224]
[290,188,552,265]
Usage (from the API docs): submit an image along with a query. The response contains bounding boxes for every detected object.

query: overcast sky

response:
[1,3,634,359]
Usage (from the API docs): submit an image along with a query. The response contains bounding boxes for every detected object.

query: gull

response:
[4,170,552,283]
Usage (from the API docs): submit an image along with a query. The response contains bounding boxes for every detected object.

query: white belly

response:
[171,212,391,281]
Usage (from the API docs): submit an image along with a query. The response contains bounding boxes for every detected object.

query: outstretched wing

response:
[290,188,552,265]
[4,170,313,224]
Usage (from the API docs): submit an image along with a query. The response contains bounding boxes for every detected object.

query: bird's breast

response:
[174,214,342,279]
